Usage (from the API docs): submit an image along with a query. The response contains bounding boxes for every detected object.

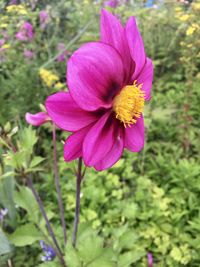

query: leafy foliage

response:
[0,0,200,266]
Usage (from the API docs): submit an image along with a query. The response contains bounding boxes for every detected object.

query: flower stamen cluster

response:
[113,81,145,127]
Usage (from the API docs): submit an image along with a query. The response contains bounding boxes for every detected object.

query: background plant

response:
[0,0,200,266]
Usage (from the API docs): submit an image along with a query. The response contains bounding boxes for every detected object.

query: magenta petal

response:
[125,17,146,79]
[83,112,116,166]
[64,125,92,161]
[45,92,98,131]
[25,112,50,126]
[94,127,124,171]
[67,42,124,111]
[137,58,154,101]
[124,116,145,152]
[100,9,134,82]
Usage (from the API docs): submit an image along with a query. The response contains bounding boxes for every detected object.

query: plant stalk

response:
[72,158,84,247]
[27,177,67,267]
[52,124,67,244]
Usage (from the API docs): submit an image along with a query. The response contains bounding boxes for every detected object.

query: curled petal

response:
[94,127,124,171]
[137,58,154,101]
[64,125,93,162]
[83,112,117,166]
[67,42,124,111]
[45,92,99,131]
[124,116,145,152]
[25,112,50,126]
[126,17,146,79]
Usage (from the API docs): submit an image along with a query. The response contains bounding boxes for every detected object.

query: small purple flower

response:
[0,208,8,222]
[148,252,153,267]
[39,10,50,29]
[56,43,69,62]
[40,241,56,262]
[15,22,34,41]
[0,39,5,47]
[104,0,119,8]
[23,49,35,59]
[9,0,17,5]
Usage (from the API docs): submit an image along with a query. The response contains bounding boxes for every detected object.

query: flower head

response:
[39,68,59,87]
[39,10,50,29]
[56,43,69,62]
[40,240,56,262]
[23,49,35,59]
[104,0,119,8]
[15,22,34,41]
[0,39,5,47]
[9,0,17,4]
[148,252,153,267]
[45,9,153,171]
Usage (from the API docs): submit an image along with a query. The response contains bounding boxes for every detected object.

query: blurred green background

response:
[0,0,200,266]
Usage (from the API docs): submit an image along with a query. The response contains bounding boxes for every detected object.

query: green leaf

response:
[65,244,81,267]
[20,127,37,154]
[87,248,115,267]
[36,261,59,267]
[9,223,42,247]
[0,230,12,255]
[14,186,39,223]
[118,252,134,267]
[118,231,139,251]
[0,175,16,227]
[78,235,103,263]
[30,156,45,168]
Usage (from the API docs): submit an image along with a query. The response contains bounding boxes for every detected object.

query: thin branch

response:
[40,19,92,68]
[52,124,67,245]
[27,177,67,267]
[72,158,84,247]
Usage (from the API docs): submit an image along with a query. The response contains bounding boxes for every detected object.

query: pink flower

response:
[23,49,35,59]
[25,112,50,126]
[0,39,5,47]
[104,0,119,8]
[9,0,17,5]
[0,39,6,62]
[39,10,50,29]
[148,253,153,267]
[15,22,34,41]
[45,9,153,171]
[56,43,69,62]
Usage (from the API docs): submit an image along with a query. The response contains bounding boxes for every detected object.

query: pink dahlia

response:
[15,22,34,41]
[45,9,153,171]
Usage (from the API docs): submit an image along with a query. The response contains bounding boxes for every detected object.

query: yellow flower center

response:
[113,81,145,127]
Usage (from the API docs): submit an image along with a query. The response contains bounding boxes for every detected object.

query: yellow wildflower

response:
[192,2,200,10]
[39,69,59,87]
[54,82,65,90]
[179,14,190,22]
[175,7,182,12]
[6,4,28,15]
[1,44,11,49]
[0,23,8,29]
[186,23,198,36]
